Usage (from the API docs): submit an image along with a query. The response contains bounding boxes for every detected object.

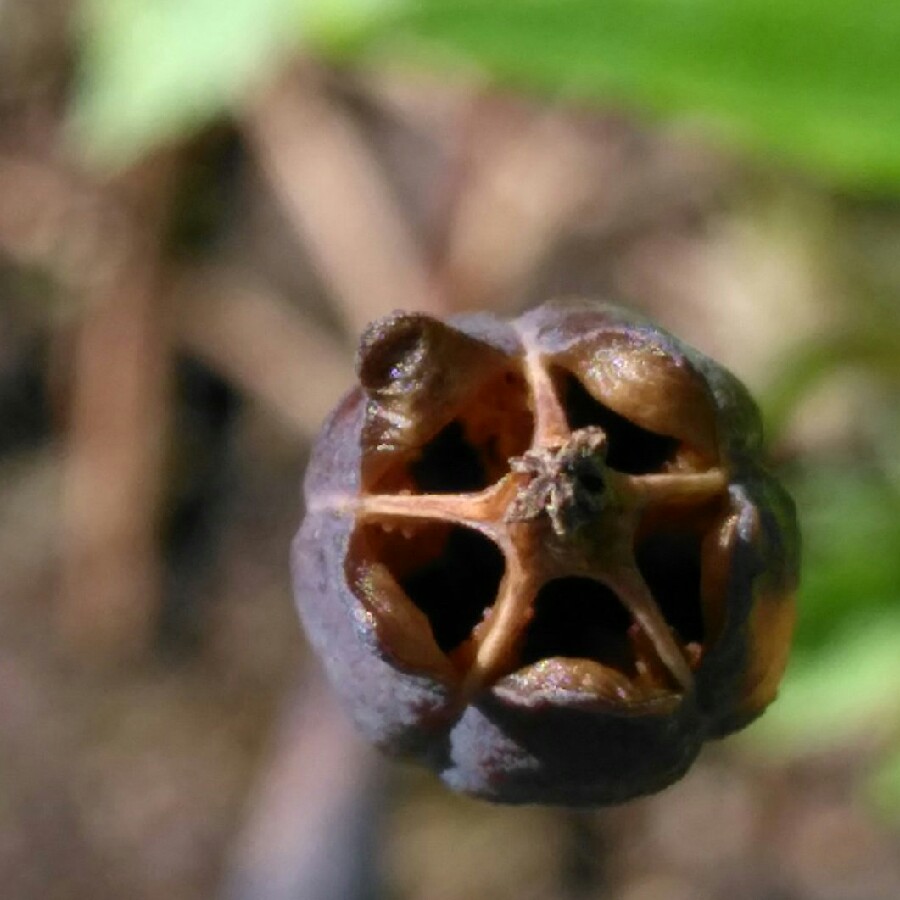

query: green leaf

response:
[746,612,900,751]
[363,0,900,192]
[72,0,394,166]
[867,746,900,823]
[745,464,900,751]
[74,0,900,187]
[789,467,900,654]
[761,329,900,440]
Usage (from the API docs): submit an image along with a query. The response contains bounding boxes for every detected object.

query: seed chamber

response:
[347,323,733,705]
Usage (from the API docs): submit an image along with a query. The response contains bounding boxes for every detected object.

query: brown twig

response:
[220,667,384,900]
[56,154,178,663]
[172,266,354,437]
[435,102,599,312]
[246,71,446,334]
[0,152,117,295]
[560,810,610,900]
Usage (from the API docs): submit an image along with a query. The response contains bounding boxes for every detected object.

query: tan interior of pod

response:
[363,367,533,495]
[350,350,730,696]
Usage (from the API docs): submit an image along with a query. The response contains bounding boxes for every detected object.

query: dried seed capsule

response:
[293,299,799,805]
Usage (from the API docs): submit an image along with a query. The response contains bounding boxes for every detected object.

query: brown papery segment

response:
[552,331,720,467]
[347,528,456,681]
[357,314,532,494]
[358,314,518,488]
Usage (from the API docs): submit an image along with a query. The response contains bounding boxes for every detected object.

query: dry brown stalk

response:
[220,669,382,900]
[0,153,118,294]
[173,267,354,437]
[246,71,446,334]
[436,104,600,311]
[57,154,178,663]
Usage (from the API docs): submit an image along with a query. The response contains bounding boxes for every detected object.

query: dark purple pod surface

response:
[292,299,799,805]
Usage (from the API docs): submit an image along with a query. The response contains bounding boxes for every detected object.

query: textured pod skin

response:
[293,299,799,805]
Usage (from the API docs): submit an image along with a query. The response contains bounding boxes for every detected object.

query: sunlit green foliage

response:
[746,464,900,818]
[75,0,900,191]
[367,0,900,191]
[73,0,394,162]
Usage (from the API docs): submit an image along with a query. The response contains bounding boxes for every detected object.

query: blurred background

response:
[1,1,899,898]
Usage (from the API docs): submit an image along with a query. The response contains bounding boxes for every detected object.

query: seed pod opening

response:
[293,299,799,805]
